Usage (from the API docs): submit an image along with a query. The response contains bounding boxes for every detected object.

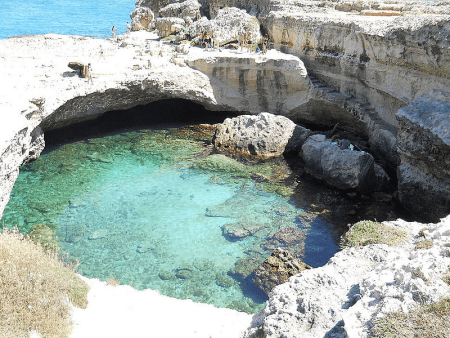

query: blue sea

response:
[0,0,136,40]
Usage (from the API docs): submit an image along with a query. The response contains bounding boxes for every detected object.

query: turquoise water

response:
[0,0,135,40]
[4,126,343,313]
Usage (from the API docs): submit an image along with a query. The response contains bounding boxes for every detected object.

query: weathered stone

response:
[243,216,450,338]
[302,134,377,193]
[396,90,450,222]
[251,248,312,296]
[159,0,200,20]
[186,51,311,115]
[130,7,155,31]
[154,17,186,38]
[231,227,306,281]
[215,272,235,288]
[213,113,310,159]
[189,7,260,46]
[261,227,305,257]
[221,222,266,241]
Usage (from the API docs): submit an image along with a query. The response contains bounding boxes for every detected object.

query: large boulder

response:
[302,134,377,193]
[130,7,155,31]
[159,0,200,20]
[154,17,186,37]
[396,90,450,222]
[213,113,312,159]
[189,7,260,46]
[251,248,312,296]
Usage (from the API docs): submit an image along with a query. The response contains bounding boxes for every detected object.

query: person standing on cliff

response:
[86,63,93,85]
[111,26,117,39]
[126,22,131,33]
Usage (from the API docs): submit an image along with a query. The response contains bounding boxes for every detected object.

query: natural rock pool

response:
[2,120,411,313]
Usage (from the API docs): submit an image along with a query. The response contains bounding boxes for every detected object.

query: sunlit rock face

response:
[187,51,311,115]
[262,10,450,130]
[212,112,312,159]
[396,90,450,222]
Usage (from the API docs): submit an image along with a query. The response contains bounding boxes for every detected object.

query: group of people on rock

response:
[111,22,132,39]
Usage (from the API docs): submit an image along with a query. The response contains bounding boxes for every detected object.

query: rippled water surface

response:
[0,0,135,39]
[3,125,345,313]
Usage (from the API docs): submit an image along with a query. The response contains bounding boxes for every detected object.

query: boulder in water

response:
[302,134,377,193]
[213,112,312,159]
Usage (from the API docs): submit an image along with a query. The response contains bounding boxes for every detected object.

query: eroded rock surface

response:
[189,7,261,46]
[302,134,378,193]
[130,7,155,31]
[213,112,311,159]
[244,215,450,338]
[251,248,312,296]
[396,90,450,222]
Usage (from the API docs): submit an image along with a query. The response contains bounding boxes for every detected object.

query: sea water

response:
[0,0,135,40]
[3,126,342,313]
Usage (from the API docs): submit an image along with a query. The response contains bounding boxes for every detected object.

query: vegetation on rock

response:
[370,298,450,338]
[341,220,408,247]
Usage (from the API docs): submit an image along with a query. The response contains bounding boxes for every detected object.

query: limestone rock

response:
[154,17,186,37]
[302,134,377,193]
[159,0,200,20]
[396,90,450,222]
[213,113,310,159]
[130,7,155,31]
[251,248,312,296]
[186,51,311,115]
[135,0,174,17]
[0,126,44,218]
[243,216,450,338]
[189,7,260,46]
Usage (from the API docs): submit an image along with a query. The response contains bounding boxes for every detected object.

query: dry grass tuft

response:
[341,220,408,248]
[441,267,450,286]
[370,298,450,338]
[0,227,89,338]
[415,239,434,250]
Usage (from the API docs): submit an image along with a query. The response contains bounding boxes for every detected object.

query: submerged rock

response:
[213,112,311,159]
[251,248,312,296]
[302,134,377,193]
[221,222,267,241]
[230,227,306,281]
[396,90,450,222]
[243,216,450,338]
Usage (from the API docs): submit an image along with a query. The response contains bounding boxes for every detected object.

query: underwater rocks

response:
[213,113,312,159]
[302,134,380,194]
[251,248,312,296]
[243,216,450,338]
[230,226,306,281]
[396,90,450,222]
[221,222,267,241]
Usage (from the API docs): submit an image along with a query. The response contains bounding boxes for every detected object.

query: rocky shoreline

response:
[1,0,450,337]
